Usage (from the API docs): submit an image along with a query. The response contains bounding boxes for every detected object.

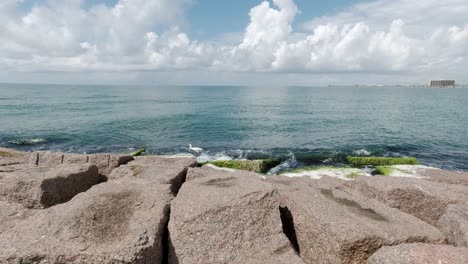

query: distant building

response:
[429,80,455,87]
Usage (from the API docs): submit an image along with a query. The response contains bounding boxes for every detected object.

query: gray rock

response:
[0,164,101,209]
[0,182,173,264]
[367,243,468,264]
[268,176,445,264]
[168,167,304,264]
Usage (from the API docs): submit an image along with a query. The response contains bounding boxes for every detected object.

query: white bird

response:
[188,144,203,153]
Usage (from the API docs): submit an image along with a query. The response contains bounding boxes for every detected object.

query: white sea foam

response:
[8,138,46,145]
[267,154,298,175]
[205,164,237,172]
[281,168,371,181]
[164,153,195,158]
[353,149,371,156]
[197,152,233,163]
[383,165,437,178]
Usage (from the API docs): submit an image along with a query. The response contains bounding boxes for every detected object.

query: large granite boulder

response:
[109,155,197,195]
[268,176,445,264]
[168,166,304,264]
[0,182,172,263]
[343,176,468,247]
[343,176,467,226]
[0,164,101,209]
[367,243,468,264]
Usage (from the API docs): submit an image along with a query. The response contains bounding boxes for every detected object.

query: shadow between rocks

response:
[279,206,301,255]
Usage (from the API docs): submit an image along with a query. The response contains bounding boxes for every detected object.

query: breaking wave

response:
[8,138,46,146]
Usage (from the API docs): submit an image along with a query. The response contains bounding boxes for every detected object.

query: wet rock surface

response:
[1,148,467,263]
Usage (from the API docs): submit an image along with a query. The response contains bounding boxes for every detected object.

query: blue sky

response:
[187,0,363,39]
[2,0,468,85]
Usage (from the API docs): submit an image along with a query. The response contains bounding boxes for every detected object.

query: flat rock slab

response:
[109,156,196,195]
[169,167,304,264]
[268,176,445,264]
[28,150,134,175]
[344,176,468,226]
[134,155,197,169]
[0,164,100,209]
[367,243,468,264]
[0,181,173,264]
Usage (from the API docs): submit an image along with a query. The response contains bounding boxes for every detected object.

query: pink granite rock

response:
[367,243,468,264]
[268,176,445,264]
[168,167,304,264]
[0,164,100,208]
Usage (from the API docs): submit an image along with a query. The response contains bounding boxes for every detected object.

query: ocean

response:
[1,84,467,171]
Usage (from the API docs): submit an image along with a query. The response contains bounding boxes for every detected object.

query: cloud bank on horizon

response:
[1,0,468,84]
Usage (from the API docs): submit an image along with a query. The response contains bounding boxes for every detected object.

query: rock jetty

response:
[0,147,467,263]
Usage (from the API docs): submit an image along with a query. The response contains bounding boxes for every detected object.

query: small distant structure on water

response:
[429,80,455,87]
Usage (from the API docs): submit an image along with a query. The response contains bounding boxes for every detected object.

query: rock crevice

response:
[279,206,301,255]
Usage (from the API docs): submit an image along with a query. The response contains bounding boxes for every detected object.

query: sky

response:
[0,0,467,86]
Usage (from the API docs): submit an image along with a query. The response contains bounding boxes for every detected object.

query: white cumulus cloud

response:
[1,0,468,84]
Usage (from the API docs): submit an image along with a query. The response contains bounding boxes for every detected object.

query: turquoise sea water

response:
[1,84,467,171]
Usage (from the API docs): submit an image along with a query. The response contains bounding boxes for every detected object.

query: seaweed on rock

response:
[346,156,419,166]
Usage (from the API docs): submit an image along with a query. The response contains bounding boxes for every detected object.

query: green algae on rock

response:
[129,148,145,157]
[375,166,393,176]
[0,151,15,158]
[203,159,281,174]
[346,156,419,166]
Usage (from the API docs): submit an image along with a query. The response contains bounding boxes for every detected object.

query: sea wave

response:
[267,153,299,175]
[197,152,234,163]
[352,149,371,156]
[8,138,46,146]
